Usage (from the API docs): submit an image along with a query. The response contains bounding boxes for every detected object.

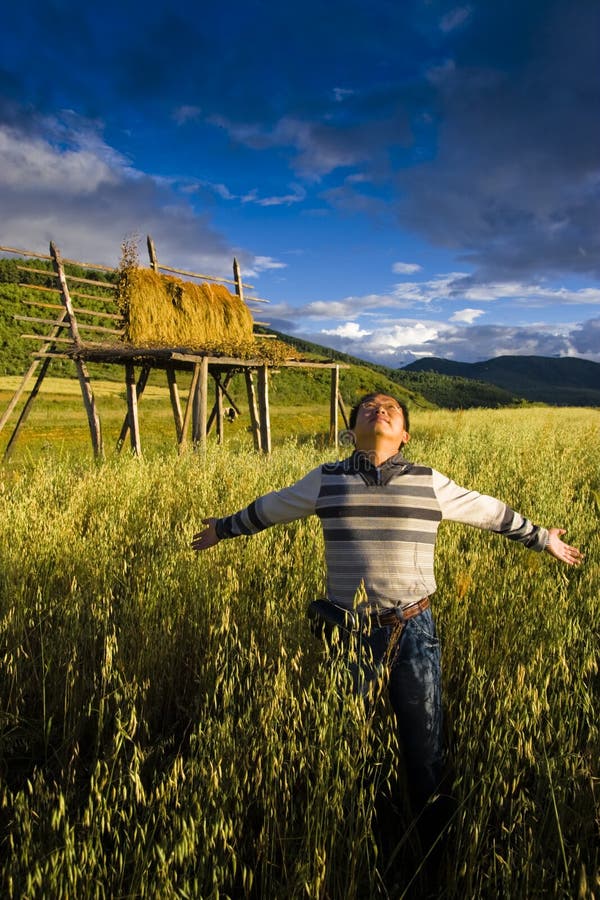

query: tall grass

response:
[0,407,598,898]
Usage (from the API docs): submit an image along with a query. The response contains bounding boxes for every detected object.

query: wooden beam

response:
[155,263,255,290]
[166,366,184,442]
[15,315,123,336]
[215,377,224,445]
[6,311,72,414]
[50,242,103,459]
[0,245,115,272]
[74,359,104,459]
[257,365,271,454]
[233,257,244,304]
[206,371,235,434]
[19,283,116,304]
[20,333,73,343]
[22,300,123,321]
[180,363,201,451]
[338,391,349,429]
[245,370,262,451]
[3,356,54,459]
[17,266,118,290]
[123,362,142,456]
[192,356,209,449]
[0,244,52,260]
[147,235,159,272]
[117,365,150,452]
[329,364,339,447]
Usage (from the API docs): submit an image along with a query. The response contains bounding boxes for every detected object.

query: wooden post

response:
[180,363,201,451]
[338,390,349,428]
[257,365,271,454]
[329,364,339,447]
[147,235,159,272]
[207,371,237,435]
[215,377,224,444]
[117,364,150,452]
[192,356,209,449]
[0,310,70,437]
[166,365,184,442]
[233,257,244,304]
[124,362,142,456]
[244,370,262,451]
[3,355,53,460]
[49,242,103,459]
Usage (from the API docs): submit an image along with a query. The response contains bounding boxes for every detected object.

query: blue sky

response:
[1,0,598,365]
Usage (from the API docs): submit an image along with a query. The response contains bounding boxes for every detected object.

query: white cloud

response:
[0,121,125,194]
[0,111,235,272]
[450,308,484,324]
[244,256,287,277]
[392,261,422,275]
[291,274,600,322]
[301,316,600,366]
[247,184,306,207]
[321,322,372,338]
[194,178,306,207]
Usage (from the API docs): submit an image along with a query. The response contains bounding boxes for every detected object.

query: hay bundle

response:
[121,268,255,351]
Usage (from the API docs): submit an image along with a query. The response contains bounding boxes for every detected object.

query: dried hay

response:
[119,268,255,351]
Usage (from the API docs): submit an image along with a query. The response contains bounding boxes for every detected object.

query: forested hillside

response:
[405,355,600,406]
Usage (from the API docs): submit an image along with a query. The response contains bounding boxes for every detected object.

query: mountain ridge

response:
[402,355,600,406]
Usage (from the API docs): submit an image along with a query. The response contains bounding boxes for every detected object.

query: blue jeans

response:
[348,608,445,812]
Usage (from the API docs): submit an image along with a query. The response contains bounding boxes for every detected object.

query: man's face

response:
[352,394,410,449]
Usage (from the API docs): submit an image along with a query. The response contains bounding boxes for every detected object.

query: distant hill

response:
[258,328,522,409]
[403,355,600,406]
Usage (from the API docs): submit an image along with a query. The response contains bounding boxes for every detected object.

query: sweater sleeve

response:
[431,469,549,551]
[215,465,323,539]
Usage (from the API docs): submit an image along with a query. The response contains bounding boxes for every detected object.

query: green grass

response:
[0,361,430,463]
[0,406,598,898]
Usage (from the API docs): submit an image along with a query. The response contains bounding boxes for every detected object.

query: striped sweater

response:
[215,452,549,610]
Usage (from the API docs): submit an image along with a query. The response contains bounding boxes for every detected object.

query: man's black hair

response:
[349,392,410,432]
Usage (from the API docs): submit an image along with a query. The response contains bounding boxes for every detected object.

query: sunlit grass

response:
[0,406,598,897]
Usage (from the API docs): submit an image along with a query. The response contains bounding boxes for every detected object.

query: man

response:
[192,392,582,846]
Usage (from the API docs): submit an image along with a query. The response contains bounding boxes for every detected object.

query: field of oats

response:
[0,404,598,899]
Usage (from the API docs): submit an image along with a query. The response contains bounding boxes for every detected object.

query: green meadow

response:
[0,382,598,898]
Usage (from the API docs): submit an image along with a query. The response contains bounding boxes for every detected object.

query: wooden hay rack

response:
[0,238,348,460]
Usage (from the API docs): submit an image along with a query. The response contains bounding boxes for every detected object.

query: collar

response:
[347,452,411,486]
[350,450,409,471]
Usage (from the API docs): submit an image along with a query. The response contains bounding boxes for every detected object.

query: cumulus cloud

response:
[450,308,484,324]
[0,109,266,278]
[321,322,372,338]
[308,316,600,366]
[398,3,600,282]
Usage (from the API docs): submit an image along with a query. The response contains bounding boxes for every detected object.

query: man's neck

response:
[355,441,400,467]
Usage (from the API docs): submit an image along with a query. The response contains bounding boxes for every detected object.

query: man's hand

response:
[191,518,221,552]
[545,528,583,566]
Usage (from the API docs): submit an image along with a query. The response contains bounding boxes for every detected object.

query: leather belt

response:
[371,596,430,628]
